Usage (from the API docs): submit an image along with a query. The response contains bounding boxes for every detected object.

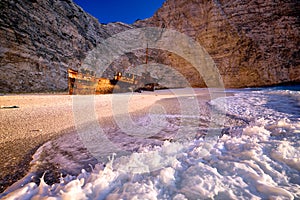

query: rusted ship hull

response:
[68,68,114,95]
[68,68,158,95]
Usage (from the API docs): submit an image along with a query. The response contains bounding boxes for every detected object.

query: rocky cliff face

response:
[136,0,300,87]
[0,0,299,92]
[0,0,98,92]
[0,0,132,92]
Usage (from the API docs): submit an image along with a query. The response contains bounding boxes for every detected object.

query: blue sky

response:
[73,0,166,24]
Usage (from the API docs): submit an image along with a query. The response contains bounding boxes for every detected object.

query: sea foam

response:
[1,88,300,199]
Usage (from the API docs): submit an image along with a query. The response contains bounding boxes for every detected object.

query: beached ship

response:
[68,68,112,95]
[68,45,159,95]
[68,68,158,95]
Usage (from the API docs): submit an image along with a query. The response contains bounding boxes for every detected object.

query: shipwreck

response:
[68,68,158,95]
[68,45,160,95]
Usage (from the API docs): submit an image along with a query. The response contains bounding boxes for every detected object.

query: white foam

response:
[2,88,300,199]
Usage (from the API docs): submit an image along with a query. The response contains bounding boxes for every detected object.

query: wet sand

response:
[0,88,220,193]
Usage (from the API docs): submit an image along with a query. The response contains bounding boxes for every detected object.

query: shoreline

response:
[0,88,219,193]
[0,91,159,193]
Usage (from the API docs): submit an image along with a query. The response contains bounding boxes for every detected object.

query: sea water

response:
[1,86,299,199]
